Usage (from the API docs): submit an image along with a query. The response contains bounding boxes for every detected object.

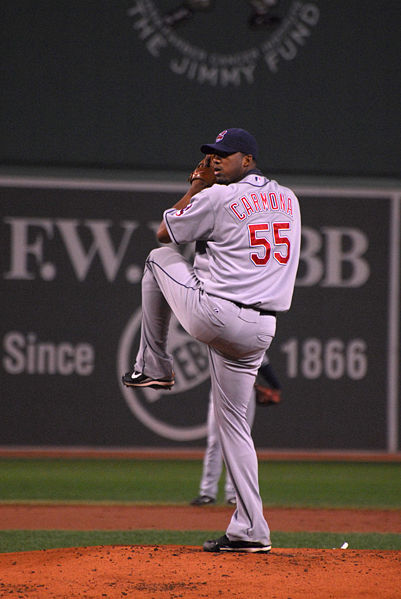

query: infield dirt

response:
[1,504,400,598]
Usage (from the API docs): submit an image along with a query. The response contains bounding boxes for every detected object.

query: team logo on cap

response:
[127,1,320,87]
[216,130,227,142]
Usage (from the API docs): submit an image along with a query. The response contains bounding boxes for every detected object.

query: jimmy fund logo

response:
[127,0,320,86]
[118,308,210,440]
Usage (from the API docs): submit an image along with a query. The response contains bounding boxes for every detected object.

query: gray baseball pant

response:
[200,390,256,501]
[134,246,275,544]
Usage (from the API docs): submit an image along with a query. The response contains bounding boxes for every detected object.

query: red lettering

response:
[251,193,261,212]
[287,196,293,216]
[273,222,291,264]
[260,192,269,210]
[269,192,278,210]
[241,196,254,216]
[280,194,286,212]
[248,223,271,266]
[230,202,246,221]
[175,203,193,216]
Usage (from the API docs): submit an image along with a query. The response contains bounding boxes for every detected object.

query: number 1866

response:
[280,338,368,380]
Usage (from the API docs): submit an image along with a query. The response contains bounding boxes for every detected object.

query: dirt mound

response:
[1,504,400,597]
[1,545,400,598]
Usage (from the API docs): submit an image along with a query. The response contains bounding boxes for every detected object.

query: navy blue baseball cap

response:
[201,128,259,159]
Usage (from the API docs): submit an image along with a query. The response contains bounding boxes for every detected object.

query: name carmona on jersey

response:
[228,191,294,222]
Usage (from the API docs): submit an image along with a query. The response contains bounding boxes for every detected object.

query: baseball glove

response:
[188,155,216,186]
[255,385,282,406]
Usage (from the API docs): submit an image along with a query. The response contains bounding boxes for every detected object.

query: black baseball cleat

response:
[122,371,175,390]
[203,534,271,553]
[190,495,216,506]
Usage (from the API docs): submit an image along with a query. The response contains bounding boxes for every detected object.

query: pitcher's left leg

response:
[132,246,203,379]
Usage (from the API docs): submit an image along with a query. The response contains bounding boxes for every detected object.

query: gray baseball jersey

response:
[164,174,301,312]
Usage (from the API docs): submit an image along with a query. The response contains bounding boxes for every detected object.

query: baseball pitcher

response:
[122,128,301,553]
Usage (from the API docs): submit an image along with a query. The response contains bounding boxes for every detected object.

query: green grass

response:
[1,458,400,553]
[0,530,400,554]
[0,459,400,508]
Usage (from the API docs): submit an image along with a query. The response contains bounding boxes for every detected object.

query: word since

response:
[2,332,95,376]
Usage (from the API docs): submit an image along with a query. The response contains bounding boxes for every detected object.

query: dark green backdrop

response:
[1,180,399,449]
[1,0,400,176]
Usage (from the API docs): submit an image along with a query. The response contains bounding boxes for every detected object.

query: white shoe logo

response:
[131,372,142,380]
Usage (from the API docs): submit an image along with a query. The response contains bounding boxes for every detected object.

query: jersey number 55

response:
[248,222,291,266]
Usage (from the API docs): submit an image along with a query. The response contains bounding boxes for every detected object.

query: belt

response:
[259,308,277,317]
[233,301,276,318]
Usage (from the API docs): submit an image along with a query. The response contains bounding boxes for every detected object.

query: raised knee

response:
[147,247,165,261]
[146,247,169,268]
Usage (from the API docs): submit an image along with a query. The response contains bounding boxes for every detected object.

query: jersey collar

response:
[246,168,264,176]
[239,169,269,186]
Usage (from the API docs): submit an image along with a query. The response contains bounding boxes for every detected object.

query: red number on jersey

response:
[273,222,291,264]
[248,222,291,266]
[248,223,271,266]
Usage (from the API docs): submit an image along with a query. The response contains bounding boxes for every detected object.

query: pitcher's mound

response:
[1,544,400,598]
